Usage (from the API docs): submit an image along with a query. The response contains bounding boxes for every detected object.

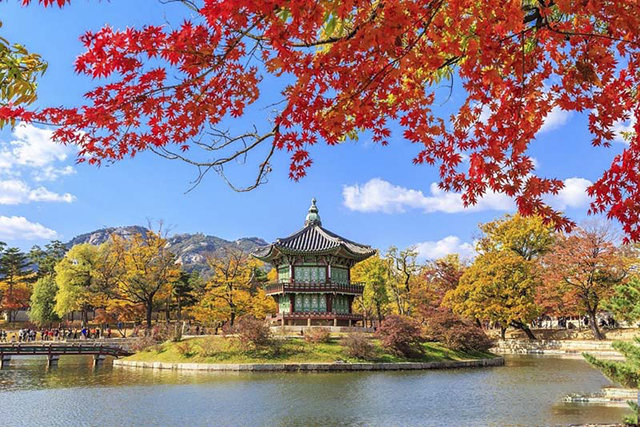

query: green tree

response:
[351,254,390,326]
[54,243,112,324]
[604,277,640,326]
[585,339,640,425]
[385,246,420,316]
[29,275,60,326]
[0,21,47,128]
[0,246,33,323]
[29,240,67,279]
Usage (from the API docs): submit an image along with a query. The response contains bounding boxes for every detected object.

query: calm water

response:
[0,355,630,426]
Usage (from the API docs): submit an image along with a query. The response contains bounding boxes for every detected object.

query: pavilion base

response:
[271,325,374,334]
[268,313,371,333]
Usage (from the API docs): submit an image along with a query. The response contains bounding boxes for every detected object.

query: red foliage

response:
[342,333,376,360]
[7,1,640,239]
[424,310,494,352]
[235,316,271,349]
[376,314,425,358]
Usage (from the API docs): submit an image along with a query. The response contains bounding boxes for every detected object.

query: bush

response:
[175,340,195,357]
[304,328,332,344]
[130,336,158,352]
[377,315,425,358]
[424,310,494,352]
[236,316,271,350]
[342,333,376,360]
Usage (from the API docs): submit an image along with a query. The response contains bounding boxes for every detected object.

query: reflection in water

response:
[0,355,631,426]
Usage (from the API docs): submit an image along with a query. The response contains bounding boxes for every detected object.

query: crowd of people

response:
[0,326,114,343]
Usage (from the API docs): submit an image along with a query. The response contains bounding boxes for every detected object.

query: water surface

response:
[0,355,630,426]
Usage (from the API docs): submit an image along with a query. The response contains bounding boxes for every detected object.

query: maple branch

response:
[149,125,279,192]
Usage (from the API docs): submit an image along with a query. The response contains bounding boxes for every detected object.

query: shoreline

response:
[113,356,504,372]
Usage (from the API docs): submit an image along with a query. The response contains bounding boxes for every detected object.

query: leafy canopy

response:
[8,0,640,240]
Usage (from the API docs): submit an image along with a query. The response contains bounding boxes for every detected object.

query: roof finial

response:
[305,198,322,226]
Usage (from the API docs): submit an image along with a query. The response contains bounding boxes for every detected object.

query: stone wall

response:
[491,339,622,359]
[113,357,504,372]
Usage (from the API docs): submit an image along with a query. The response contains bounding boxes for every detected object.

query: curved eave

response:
[253,244,374,264]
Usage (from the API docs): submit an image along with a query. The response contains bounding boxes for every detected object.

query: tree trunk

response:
[500,326,507,340]
[511,321,537,340]
[146,303,153,329]
[588,310,605,340]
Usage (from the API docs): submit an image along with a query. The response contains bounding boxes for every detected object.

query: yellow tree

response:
[110,231,180,328]
[54,243,114,324]
[384,246,420,316]
[351,253,390,326]
[189,249,275,328]
[444,250,541,340]
[444,214,554,339]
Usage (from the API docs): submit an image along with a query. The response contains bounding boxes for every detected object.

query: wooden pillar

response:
[47,355,60,367]
[333,318,337,327]
[348,319,352,327]
[93,354,106,367]
[0,355,11,368]
[290,294,295,313]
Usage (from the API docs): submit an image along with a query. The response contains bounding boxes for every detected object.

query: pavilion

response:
[252,199,376,327]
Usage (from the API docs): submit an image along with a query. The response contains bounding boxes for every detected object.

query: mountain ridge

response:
[66,225,269,275]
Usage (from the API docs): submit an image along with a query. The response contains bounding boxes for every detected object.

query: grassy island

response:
[123,336,497,365]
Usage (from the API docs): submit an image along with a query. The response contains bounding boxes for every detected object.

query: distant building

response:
[253,199,375,327]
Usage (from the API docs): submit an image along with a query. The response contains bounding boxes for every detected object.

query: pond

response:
[0,355,630,426]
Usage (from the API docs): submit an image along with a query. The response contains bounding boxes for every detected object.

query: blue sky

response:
[0,1,631,257]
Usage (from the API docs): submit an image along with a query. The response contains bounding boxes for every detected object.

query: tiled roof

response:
[252,224,375,260]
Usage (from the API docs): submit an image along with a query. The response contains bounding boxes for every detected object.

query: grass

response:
[124,336,496,365]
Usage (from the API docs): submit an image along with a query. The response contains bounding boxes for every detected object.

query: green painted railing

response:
[264,281,365,295]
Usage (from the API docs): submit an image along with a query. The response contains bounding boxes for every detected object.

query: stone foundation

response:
[113,357,504,372]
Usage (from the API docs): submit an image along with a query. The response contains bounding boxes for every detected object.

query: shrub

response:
[175,340,195,357]
[130,336,157,352]
[342,333,376,360]
[304,328,332,344]
[424,310,494,353]
[377,315,425,358]
[236,316,271,350]
[197,337,219,357]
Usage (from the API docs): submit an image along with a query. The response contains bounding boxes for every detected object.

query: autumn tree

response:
[9,1,640,242]
[351,253,390,326]
[413,254,466,321]
[0,18,47,128]
[54,243,114,324]
[543,222,627,340]
[188,249,275,328]
[385,246,420,316]
[445,250,541,339]
[445,215,553,339]
[0,246,33,324]
[109,231,180,328]
[29,275,60,326]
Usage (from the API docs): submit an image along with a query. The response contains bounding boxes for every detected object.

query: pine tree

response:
[585,338,640,424]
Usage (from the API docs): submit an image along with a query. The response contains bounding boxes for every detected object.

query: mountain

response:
[66,226,269,276]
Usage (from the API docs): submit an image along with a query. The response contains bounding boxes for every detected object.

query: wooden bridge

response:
[0,342,133,368]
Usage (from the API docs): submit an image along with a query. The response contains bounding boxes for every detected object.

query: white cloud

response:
[342,178,514,214]
[476,104,571,134]
[613,116,637,144]
[539,107,571,133]
[0,179,76,205]
[6,124,72,168]
[0,216,57,240]
[32,165,76,182]
[415,236,475,260]
[546,177,593,210]
[344,177,593,215]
